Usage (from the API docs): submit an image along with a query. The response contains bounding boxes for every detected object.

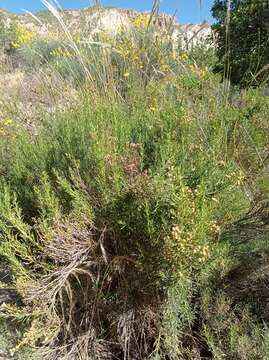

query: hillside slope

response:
[0,6,212,48]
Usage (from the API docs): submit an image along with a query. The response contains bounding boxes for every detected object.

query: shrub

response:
[2,5,269,360]
[0,73,259,359]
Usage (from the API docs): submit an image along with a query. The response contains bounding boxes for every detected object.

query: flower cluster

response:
[0,118,16,139]
[11,25,35,49]
[50,46,74,59]
[189,64,209,78]
[178,52,188,61]
[163,185,216,272]
[131,14,150,29]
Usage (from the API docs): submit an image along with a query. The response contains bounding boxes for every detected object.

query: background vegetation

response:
[212,0,269,87]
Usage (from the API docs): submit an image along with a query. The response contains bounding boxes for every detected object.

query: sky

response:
[0,0,214,23]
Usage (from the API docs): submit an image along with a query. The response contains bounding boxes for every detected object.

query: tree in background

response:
[212,0,269,87]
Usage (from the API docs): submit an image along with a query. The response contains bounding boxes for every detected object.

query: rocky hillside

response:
[0,6,212,48]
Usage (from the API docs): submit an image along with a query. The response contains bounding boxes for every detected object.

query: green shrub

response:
[18,39,63,67]
[0,77,256,358]
[2,7,269,359]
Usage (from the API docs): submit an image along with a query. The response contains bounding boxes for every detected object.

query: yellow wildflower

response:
[3,118,13,126]
[179,52,188,61]
[11,25,35,49]
[131,14,150,29]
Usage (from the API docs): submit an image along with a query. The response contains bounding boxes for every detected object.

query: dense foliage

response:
[1,6,269,360]
[212,0,269,87]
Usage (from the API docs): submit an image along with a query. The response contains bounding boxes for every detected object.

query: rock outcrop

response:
[0,6,213,48]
